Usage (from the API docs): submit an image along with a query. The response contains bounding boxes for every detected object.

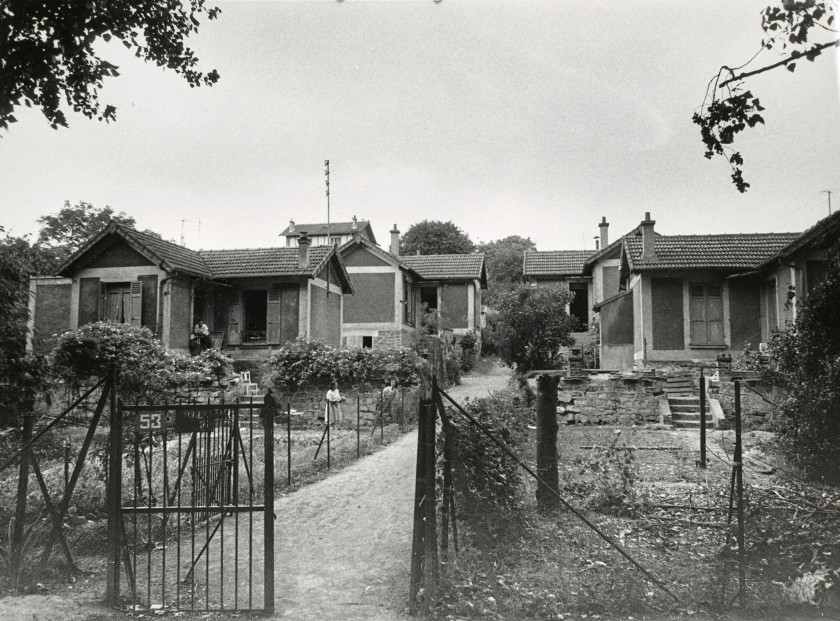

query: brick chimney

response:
[288,219,295,233]
[599,216,609,248]
[298,232,310,268]
[390,224,400,256]
[351,215,358,231]
[640,212,656,262]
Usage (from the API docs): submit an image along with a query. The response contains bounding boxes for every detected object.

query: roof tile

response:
[198,246,333,278]
[400,254,485,280]
[624,233,800,271]
[523,250,594,276]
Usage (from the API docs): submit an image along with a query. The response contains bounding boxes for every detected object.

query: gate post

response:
[11,412,33,588]
[106,366,122,605]
[263,391,276,615]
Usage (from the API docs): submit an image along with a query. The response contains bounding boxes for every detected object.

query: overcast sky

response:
[1,0,839,252]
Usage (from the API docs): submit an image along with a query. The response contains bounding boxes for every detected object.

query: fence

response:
[410,377,755,614]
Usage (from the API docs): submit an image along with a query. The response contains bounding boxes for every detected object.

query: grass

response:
[435,423,840,619]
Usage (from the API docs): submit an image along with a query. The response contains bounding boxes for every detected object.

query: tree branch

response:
[719,39,840,87]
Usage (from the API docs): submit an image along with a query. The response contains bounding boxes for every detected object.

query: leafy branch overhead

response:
[0,0,221,131]
[694,0,838,192]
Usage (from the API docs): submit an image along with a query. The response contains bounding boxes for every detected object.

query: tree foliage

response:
[37,200,136,262]
[0,227,59,424]
[492,284,575,373]
[478,235,536,307]
[768,236,840,482]
[400,220,475,256]
[694,1,838,192]
[0,0,221,131]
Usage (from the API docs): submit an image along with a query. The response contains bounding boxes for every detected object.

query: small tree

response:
[477,235,536,307]
[493,284,575,374]
[494,283,575,511]
[400,220,475,256]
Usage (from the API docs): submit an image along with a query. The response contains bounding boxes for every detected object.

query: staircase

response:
[665,373,713,429]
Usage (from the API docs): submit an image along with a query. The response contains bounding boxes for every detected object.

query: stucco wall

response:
[343,272,396,323]
[28,278,72,353]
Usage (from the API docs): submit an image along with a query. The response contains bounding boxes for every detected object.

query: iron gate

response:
[109,400,274,613]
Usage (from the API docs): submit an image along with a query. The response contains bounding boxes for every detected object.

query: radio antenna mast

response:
[325,160,331,297]
[178,219,192,246]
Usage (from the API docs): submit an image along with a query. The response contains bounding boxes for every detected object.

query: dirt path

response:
[273,361,510,619]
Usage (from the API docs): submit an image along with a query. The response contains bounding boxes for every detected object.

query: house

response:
[748,209,840,339]
[522,249,594,329]
[338,224,488,348]
[280,216,376,248]
[27,222,353,356]
[594,213,799,371]
[338,226,422,349]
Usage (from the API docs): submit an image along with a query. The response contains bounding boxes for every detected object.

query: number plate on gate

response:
[136,411,167,434]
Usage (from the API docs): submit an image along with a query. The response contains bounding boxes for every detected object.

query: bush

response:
[51,322,231,401]
[458,330,478,372]
[444,352,461,386]
[448,389,528,511]
[264,338,425,393]
[765,237,840,483]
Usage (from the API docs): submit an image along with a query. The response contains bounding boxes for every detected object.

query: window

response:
[689,284,724,346]
[242,289,268,342]
[362,336,373,348]
[105,283,131,323]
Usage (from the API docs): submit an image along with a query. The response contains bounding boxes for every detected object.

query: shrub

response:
[51,322,230,401]
[458,330,478,372]
[264,338,425,393]
[762,237,840,483]
[448,389,528,511]
[444,352,461,386]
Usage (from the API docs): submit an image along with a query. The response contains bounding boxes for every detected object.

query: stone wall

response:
[556,374,666,425]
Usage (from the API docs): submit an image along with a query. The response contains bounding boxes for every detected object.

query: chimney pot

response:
[352,215,358,230]
[594,236,600,251]
[599,216,610,248]
[390,225,400,256]
[640,213,656,262]
[289,219,295,233]
[298,232,311,268]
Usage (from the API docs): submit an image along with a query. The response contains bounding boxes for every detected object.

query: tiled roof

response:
[523,250,594,276]
[280,220,376,243]
[401,253,486,281]
[122,227,211,278]
[198,246,333,278]
[623,233,801,271]
[761,210,840,266]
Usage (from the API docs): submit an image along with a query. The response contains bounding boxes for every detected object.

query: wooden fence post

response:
[11,413,33,588]
[106,366,122,605]
[536,374,560,511]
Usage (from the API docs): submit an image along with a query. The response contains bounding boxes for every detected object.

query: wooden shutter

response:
[129,282,143,326]
[280,286,299,344]
[227,292,242,345]
[266,288,282,344]
[689,284,707,344]
[705,284,724,345]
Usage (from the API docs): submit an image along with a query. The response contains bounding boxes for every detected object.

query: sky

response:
[1,0,839,252]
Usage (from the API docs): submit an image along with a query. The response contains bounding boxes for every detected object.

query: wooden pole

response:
[263,392,276,615]
[11,413,33,588]
[357,395,361,459]
[535,374,560,511]
[287,401,292,486]
[735,381,746,607]
[106,366,122,604]
[699,367,707,468]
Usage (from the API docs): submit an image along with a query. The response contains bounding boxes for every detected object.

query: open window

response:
[569,283,589,330]
[242,289,268,342]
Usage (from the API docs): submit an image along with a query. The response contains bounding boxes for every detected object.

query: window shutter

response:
[706,285,724,345]
[227,292,241,345]
[78,277,100,326]
[266,289,282,344]
[689,284,707,344]
[129,281,143,326]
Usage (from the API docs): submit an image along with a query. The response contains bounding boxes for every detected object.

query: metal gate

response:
[108,400,275,613]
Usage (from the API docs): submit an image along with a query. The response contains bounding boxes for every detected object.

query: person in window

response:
[192,319,211,354]
[325,381,345,426]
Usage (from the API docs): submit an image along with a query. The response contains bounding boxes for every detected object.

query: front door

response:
[106,283,131,323]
